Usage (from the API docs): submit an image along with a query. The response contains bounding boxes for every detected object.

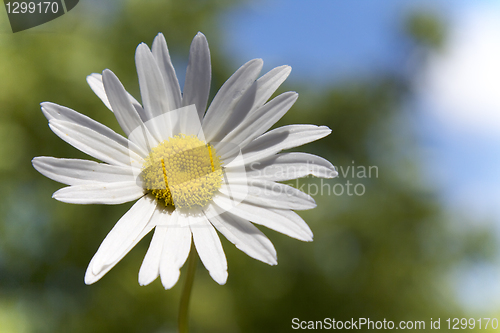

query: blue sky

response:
[221,0,469,82]
[222,0,408,83]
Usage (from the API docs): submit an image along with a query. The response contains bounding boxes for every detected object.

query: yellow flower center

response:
[141,134,223,209]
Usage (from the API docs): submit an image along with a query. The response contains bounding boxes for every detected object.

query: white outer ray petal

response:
[204,203,277,265]
[152,33,182,111]
[236,152,337,181]
[52,182,145,205]
[212,194,313,241]
[87,73,112,110]
[216,91,298,157]
[183,32,211,120]
[236,125,332,165]
[152,104,204,141]
[41,102,145,158]
[159,211,192,289]
[190,211,228,285]
[91,196,157,274]
[102,69,156,153]
[218,179,316,210]
[49,119,144,168]
[215,65,292,138]
[85,196,157,284]
[86,73,143,113]
[245,65,292,117]
[135,43,173,142]
[102,70,144,132]
[202,59,263,143]
[138,209,173,286]
[32,157,138,186]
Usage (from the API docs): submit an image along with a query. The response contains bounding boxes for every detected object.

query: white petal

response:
[102,70,144,135]
[238,125,332,165]
[216,92,298,157]
[270,208,314,240]
[211,65,291,143]
[102,69,155,154]
[138,209,173,286]
[183,32,211,120]
[41,102,134,150]
[245,65,292,117]
[152,33,182,111]
[219,178,316,210]
[159,211,192,289]
[213,194,313,241]
[49,119,144,168]
[139,226,166,286]
[87,73,112,110]
[85,196,157,284]
[42,102,146,158]
[159,104,203,139]
[204,203,277,265]
[32,156,138,185]
[232,152,337,181]
[87,73,147,119]
[202,59,263,142]
[91,196,156,273]
[135,43,173,142]
[53,182,145,205]
[191,212,228,285]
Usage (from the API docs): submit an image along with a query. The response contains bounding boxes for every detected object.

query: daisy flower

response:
[32,32,337,289]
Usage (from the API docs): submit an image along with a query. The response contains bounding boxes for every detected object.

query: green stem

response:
[178,243,197,333]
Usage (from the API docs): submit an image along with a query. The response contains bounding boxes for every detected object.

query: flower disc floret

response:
[141,134,223,209]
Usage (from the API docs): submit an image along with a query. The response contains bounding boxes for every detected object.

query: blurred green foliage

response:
[0,0,495,332]
[406,11,446,50]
